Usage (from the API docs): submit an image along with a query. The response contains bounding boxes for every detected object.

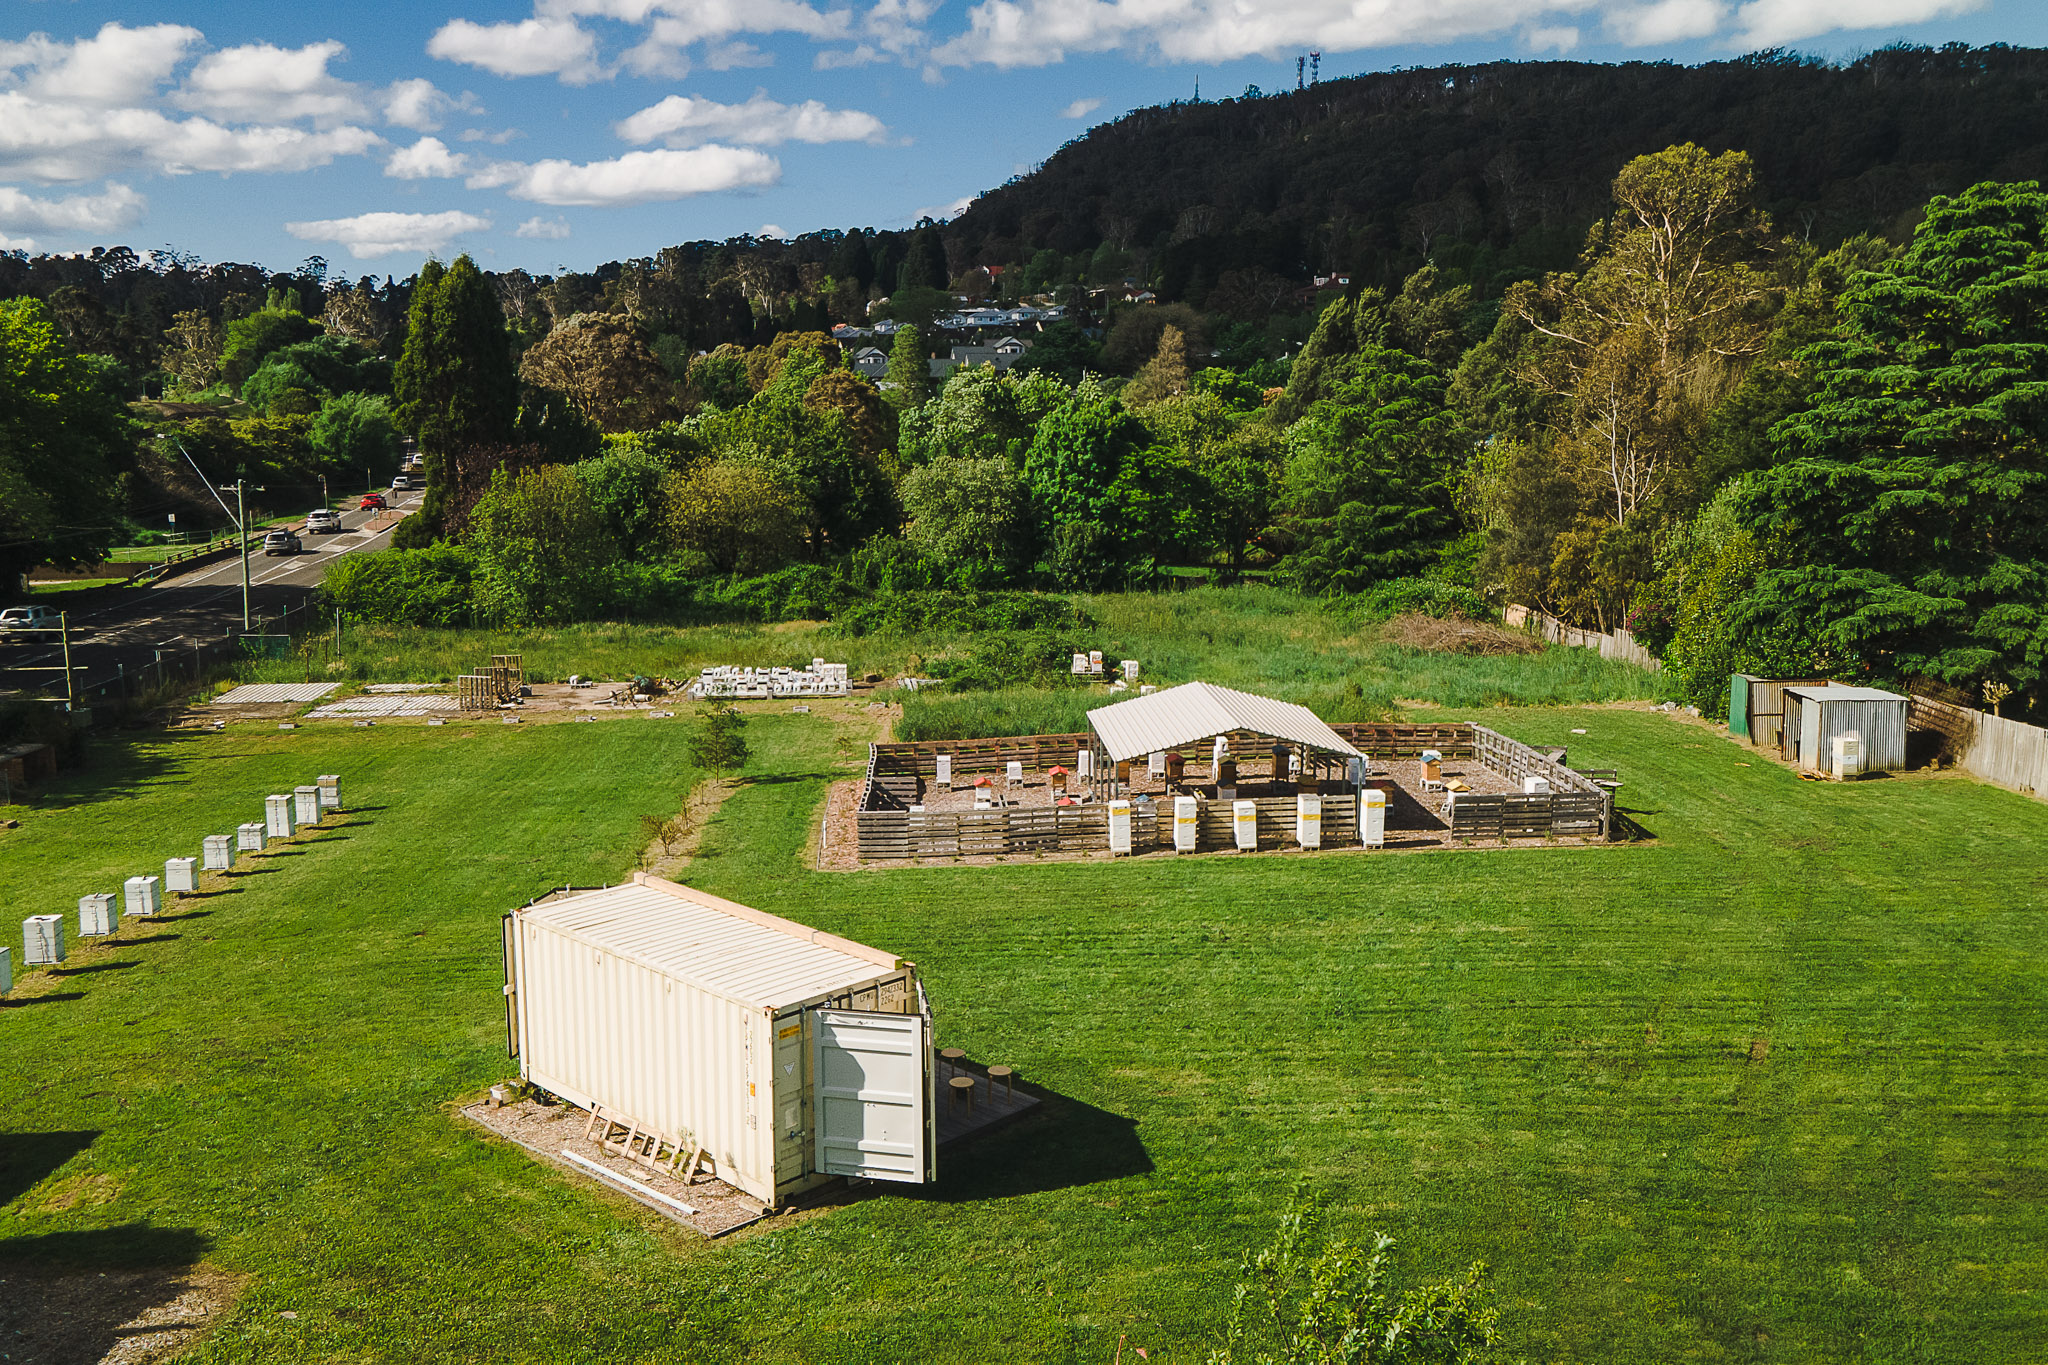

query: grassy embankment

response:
[0,674,2043,1361]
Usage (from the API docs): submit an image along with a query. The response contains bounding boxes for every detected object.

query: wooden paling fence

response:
[1505,604,1661,671]
[1909,694,2048,799]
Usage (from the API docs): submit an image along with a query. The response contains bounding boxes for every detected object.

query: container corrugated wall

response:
[515,916,778,1202]
[1818,698,1907,774]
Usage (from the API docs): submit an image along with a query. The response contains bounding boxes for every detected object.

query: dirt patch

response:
[638,777,738,878]
[1378,612,1543,656]
[0,1263,246,1365]
[461,1097,770,1238]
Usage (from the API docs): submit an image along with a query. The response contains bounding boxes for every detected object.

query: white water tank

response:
[1361,788,1387,848]
[935,754,952,788]
[123,875,161,919]
[165,857,198,894]
[317,774,342,810]
[294,785,321,825]
[1108,799,1132,855]
[237,822,266,853]
[265,794,294,839]
[1297,792,1322,848]
[78,893,117,938]
[23,914,65,965]
[203,834,234,871]
[1173,796,1199,853]
[1233,800,1258,851]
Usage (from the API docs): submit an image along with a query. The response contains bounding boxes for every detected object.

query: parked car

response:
[262,528,302,556]
[306,509,343,533]
[0,604,60,634]
[359,492,387,511]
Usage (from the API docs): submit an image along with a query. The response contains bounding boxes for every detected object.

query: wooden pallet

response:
[583,1104,703,1181]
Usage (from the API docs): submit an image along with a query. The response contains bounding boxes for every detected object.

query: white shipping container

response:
[294,785,321,825]
[123,875,161,919]
[1107,799,1132,854]
[203,835,234,872]
[1297,792,1322,848]
[79,893,117,938]
[265,794,294,839]
[1360,789,1387,848]
[506,874,933,1209]
[237,822,266,853]
[165,857,198,893]
[1173,795,1199,852]
[23,914,65,966]
[1233,800,1258,851]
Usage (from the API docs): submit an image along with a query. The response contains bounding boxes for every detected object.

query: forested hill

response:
[951,45,2048,298]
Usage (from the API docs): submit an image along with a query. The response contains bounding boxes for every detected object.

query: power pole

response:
[237,477,251,632]
[60,611,74,705]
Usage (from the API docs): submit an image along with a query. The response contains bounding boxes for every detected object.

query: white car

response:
[390,475,414,492]
[0,604,60,634]
[306,509,343,533]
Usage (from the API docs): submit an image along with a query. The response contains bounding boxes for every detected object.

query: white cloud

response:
[0,232,35,252]
[1525,24,1581,51]
[1059,96,1102,118]
[0,24,383,184]
[384,78,480,132]
[757,222,788,238]
[461,127,525,144]
[913,194,974,222]
[0,23,202,106]
[286,209,492,259]
[1733,0,1986,45]
[175,41,366,126]
[467,146,780,205]
[705,42,775,69]
[427,18,607,83]
[0,182,147,235]
[1607,0,1726,43]
[615,93,887,148]
[514,215,572,239]
[386,137,470,179]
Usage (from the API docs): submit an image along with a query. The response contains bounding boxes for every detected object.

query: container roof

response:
[1783,685,1908,703]
[1087,681,1364,764]
[518,874,903,1010]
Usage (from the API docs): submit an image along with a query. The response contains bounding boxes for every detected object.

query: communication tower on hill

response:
[1310,52,1321,85]
[1296,55,1306,89]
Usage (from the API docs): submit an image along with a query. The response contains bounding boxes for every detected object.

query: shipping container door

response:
[812,1009,932,1185]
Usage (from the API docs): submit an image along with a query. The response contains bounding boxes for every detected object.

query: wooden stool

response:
[986,1065,1014,1101]
[939,1047,966,1068]
[947,1075,976,1111]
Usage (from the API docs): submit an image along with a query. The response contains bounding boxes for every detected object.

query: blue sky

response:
[2,0,2043,276]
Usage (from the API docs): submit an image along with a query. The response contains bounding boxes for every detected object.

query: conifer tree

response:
[886,324,930,408]
[391,255,519,542]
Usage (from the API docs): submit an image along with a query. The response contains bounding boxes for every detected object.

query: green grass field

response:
[1,703,2043,1363]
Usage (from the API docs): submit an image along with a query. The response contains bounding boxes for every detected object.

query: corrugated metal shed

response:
[1783,685,1909,774]
[1087,681,1363,764]
[520,876,902,1011]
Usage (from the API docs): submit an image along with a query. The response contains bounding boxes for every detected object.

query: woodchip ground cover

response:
[0,700,2042,1362]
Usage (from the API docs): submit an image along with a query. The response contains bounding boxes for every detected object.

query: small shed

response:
[502,873,933,1208]
[1780,685,1909,775]
[1728,675,1836,750]
[1085,680,1364,795]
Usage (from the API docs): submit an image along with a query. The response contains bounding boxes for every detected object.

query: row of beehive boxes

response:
[4,774,345,994]
[1111,789,1389,855]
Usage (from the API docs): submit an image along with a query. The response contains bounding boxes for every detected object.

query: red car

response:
[359,493,388,510]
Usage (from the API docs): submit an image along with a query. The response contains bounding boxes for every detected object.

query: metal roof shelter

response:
[504,874,934,1207]
[1780,684,1908,775]
[1087,681,1364,765]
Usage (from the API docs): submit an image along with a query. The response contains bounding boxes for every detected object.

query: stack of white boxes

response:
[123,875,162,919]
[203,834,234,871]
[317,774,342,811]
[164,857,198,894]
[22,914,65,966]
[78,893,117,938]
[264,794,294,839]
[293,785,321,825]
[237,822,266,853]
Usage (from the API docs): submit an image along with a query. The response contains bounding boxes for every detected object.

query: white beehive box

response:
[203,834,234,871]
[23,914,66,965]
[1076,749,1092,778]
[1360,788,1387,848]
[78,893,117,938]
[1233,800,1258,851]
[1088,650,1104,674]
[1006,760,1023,786]
[1149,750,1167,777]
[294,785,321,824]
[165,857,198,893]
[1832,733,1863,780]
[1107,799,1132,854]
[123,875,161,919]
[0,945,10,996]
[1121,659,1139,681]
[1071,653,1088,674]
[1297,792,1322,848]
[935,754,952,788]
[317,774,342,809]
[1173,795,1199,852]
[265,794,294,838]
[237,822,266,853]
[506,874,931,1209]
[1523,775,1551,795]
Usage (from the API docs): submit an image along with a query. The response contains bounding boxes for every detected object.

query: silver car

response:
[307,509,343,533]
[0,604,60,634]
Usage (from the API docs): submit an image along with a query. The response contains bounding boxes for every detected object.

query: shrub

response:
[320,546,476,626]
[1325,576,1494,624]
[834,590,1093,637]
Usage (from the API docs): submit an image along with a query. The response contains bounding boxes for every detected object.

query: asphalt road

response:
[0,488,424,702]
